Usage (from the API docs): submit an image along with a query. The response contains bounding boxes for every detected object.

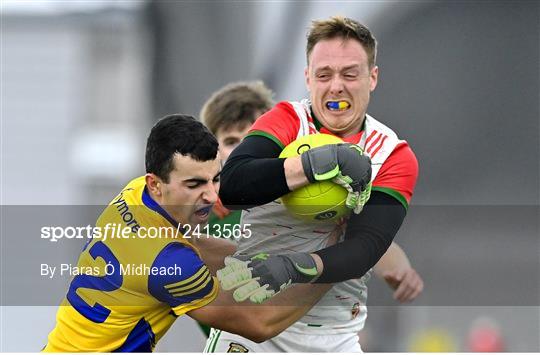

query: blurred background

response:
[1,0,538,352]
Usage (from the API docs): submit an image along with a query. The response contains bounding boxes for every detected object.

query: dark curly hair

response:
[145,114,218,182]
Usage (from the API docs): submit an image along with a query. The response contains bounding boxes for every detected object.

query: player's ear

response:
[145,173,163,197]
[369,65,379,92]
[304,66,310,91]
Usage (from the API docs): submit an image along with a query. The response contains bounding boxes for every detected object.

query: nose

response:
[202,181,219,204]
[329,75,345,96]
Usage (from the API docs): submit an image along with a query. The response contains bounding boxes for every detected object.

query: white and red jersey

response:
[249,99,418,207]
[237,100,418,335]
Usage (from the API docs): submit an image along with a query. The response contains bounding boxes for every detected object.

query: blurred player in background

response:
[43,114,335,352]
[201,81,275,235]
[202,78,422,351]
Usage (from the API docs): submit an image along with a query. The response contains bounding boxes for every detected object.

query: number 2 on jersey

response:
[67,241,123,323]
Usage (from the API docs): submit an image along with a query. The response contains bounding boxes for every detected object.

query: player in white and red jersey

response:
[210,16,419,352]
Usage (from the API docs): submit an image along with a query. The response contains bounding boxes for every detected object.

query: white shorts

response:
[204,328,362,353]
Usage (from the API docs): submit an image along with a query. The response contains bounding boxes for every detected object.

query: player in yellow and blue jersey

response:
[44,114,333,352]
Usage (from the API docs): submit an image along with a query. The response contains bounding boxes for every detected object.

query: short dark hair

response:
[306,16,377,68]
[200,81,274,135]
[145,114,218,182]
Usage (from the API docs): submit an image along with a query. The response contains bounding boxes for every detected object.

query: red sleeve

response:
[247,101,300,149]
[372,142,418,207]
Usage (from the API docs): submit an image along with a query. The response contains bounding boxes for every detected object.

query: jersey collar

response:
[309,105,366,143]
[142,186,185,232]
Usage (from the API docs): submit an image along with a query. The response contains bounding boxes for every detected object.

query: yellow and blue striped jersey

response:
[44,176,218,352]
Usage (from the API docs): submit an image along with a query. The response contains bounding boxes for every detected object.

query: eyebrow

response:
[183,171,221,184]
[315,64,361,73]
[342,64,361,71]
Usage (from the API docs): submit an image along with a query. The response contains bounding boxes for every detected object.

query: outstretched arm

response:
[188,226,341,342]
[188,282,331,343]
[150,238,329,344]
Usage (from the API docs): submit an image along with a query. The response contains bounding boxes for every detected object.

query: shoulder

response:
[104,176,146,209]
[148,242,215,308]
[373,142,419,207]
[97,176,149,234]
[382,143,418,172]
[364,114,417,170]
[251,101,298,127]
[363,115,402,151]
[248,101,304,149]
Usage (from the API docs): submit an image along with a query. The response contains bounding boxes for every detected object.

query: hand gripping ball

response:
[279,133,350,222]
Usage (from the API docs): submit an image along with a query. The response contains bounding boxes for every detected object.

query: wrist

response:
[284,253,319,283]
[284,156,310,190]
[301,145,339,182]
[300,153,316,182]
[310,253,324,282]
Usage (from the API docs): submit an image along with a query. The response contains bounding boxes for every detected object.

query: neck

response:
[145,188,181,226]
[147,189,162,205]
[338,117,364,137]
[323,116,366,138]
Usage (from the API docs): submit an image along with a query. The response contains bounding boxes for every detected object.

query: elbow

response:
[253,324,279,343]
[218,172,245,208]
[218,190,238,209]
[235,317,278,343]
[219,185,256,210]
[240,325,275,343]
[217,178,233,206]
[218,164,237,206]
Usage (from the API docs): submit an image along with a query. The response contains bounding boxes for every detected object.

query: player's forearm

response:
[314,226,393,283]
[220,136,290,208]
[283,156,310,190]
[314,192,406,283]
[250,283,332,339]
[373,242,411,278]
[192,284,330,343]
[191,236,237,275]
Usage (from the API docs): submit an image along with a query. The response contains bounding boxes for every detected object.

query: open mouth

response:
[326,100,351,111]
[194,206,212,218]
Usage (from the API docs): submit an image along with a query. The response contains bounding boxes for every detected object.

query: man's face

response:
[215,122,252,161]
[305,37,378,137]
[158,153,220,229]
